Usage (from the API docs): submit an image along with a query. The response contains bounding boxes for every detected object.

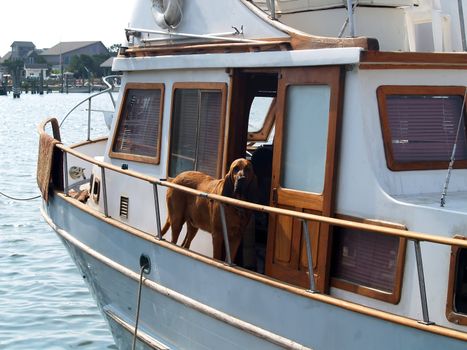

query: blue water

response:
[0,92,117,349]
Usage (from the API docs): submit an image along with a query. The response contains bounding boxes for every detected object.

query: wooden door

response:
[265,66,344,293]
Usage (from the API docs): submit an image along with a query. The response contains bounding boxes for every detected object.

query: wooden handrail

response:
[39,119,467,343]
[47,139,467,249]
[38,117,61,142]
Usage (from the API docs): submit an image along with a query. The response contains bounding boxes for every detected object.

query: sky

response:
[0,0,137,56]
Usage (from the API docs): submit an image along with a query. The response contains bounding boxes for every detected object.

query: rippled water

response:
[0,92,117,349]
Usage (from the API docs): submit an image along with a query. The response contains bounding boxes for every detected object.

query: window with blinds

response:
[331,222,406,304]
[111,84,164,164]
[169,84,226,178]
[378,86,467,171]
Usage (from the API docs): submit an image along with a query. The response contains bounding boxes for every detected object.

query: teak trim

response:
[446,235,467,325]
[377,85,467,171]
[166,82,228,179]
[124,40,293,57]
[109,83,165,164]
[331,214,407,304]
[360,51,467,70]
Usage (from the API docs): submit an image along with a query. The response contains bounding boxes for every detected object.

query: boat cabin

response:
[93,0,467,322]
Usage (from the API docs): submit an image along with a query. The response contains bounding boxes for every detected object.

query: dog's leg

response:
[164,191,185,245]
[181,222,198,249]
[159,213,182,244]
[170,221,184,245]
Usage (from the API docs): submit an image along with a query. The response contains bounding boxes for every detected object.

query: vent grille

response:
[120,196,129,218]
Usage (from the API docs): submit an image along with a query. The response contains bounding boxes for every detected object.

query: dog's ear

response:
[222,171,235,197]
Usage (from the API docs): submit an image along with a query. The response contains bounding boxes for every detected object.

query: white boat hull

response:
[42,194,467,350]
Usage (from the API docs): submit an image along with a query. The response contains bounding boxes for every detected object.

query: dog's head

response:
[222,158,257,201]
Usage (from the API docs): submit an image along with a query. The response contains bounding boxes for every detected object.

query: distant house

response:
[40,41,109,69]
[1,41,38,64]
[10,41,36,60]
[1,42,42,77]
[24,63,48,79]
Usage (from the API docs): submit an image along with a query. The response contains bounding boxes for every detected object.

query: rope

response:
[0,191,41,201]
[440,88,467,207]
[132,263,148,350]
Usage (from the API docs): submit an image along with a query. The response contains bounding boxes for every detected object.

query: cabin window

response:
[331,217,407,304]
[281,85,330,194]
[446,238,467,325]
[168,83,226,178]
[377,86,467,171]
[111,83,164,164]
[247,96,276,143]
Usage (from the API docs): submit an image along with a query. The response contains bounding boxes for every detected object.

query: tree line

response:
[1,44,120,79]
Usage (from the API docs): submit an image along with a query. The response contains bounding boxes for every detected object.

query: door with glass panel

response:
[265,66,344,292]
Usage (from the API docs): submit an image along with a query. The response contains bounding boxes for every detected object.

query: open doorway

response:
[227,69,278,272]
[228,66,345,293]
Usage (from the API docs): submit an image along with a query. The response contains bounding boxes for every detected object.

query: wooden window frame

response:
[247,97,276,142]
[110,83,165,164]
[377,85,467,171]
[331,215,407,304]
[446,235,467,325]
[167,82,227,179]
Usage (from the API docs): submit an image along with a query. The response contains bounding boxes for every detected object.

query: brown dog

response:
[161,158,257,261]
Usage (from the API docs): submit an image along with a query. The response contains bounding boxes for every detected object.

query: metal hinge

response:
[272,188,278,204]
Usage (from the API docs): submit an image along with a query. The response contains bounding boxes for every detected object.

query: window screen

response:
[387,95,466,162]
[331,227,401,293]
[378,86,467,170]
[112,87,163,162]
[169,88,223,178]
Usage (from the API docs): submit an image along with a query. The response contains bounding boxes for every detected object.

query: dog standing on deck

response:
[161,158,257,261]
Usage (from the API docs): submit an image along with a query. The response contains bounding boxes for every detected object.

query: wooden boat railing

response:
[38,117,467,330]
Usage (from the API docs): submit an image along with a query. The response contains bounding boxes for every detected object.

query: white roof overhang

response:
[113,46,363,71]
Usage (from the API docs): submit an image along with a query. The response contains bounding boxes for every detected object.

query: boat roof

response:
[115,0,467,71]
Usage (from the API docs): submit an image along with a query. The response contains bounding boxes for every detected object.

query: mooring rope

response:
[0,191,41,201]
[132,262,149,350]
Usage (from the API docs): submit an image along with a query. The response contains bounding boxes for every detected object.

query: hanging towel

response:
[37,132,62,202]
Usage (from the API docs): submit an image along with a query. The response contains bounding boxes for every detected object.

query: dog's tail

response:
[161,218,170,237]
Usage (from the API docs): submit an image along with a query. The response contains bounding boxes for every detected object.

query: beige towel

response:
[37,132,62,202]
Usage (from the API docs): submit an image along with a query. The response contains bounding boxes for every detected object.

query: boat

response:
[37,0,467,349]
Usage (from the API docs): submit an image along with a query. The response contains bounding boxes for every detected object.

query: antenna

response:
[347,0,356,37]
[440,88,467,207]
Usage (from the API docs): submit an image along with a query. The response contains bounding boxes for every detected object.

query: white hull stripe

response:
[41,207,312,350]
